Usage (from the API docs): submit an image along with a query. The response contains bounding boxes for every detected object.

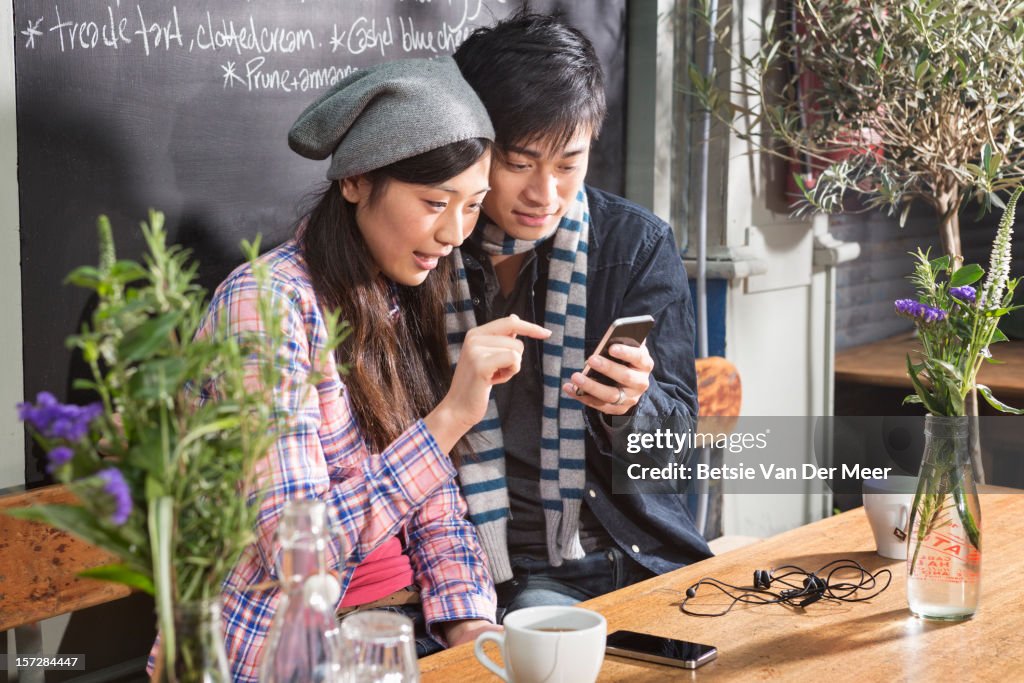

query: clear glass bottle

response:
[906,415,982,620]
[259,498,345,682]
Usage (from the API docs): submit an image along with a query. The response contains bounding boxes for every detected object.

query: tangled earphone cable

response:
[680,559,892,617]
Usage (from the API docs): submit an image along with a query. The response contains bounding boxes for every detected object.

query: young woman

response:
[201,58,549,682]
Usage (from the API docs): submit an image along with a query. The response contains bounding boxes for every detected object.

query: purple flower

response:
[50,418,75,440]
[46,446,74,474]
[97,467,132,525]
[894,299,947,324]
[17,392,102,441]
[894,299,923,318]
[17,391,58,426]
[950,285,977,304]
[920,306,948,323]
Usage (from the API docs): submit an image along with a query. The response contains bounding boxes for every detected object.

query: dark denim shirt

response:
[461,185,713,575]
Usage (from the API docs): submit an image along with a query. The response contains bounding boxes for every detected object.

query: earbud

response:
[796,575,827,607]
[803,575,826,594]
[679,560,892,617]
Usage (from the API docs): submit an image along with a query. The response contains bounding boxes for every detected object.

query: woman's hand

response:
[425,315,549,452]
[446,314,551,424]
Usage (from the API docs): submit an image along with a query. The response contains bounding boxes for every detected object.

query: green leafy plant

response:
[895,186,1022,576]
[10,211,345,675]
[692,0,1024,261]
[896,186,1024,416]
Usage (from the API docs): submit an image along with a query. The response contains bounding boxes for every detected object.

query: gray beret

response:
[288,57,494,180]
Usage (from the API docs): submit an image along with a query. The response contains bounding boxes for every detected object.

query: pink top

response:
[339,535,414,607]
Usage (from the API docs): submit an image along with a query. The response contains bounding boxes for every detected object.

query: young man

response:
[449,12,712,612]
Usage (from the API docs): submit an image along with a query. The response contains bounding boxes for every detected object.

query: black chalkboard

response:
[13,0,627,481]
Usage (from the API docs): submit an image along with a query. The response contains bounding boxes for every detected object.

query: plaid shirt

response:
[184,241,496,682]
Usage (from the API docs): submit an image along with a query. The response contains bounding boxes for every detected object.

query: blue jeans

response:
[496,547,655,618]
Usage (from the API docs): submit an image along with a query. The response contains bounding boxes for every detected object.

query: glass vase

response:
[906,415,982,620]
[154,598,231,683]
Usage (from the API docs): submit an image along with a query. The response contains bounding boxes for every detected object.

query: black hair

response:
[300,137,490,457]
[453,11,606,150]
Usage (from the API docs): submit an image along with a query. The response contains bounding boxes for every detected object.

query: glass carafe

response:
[259,498,345,682]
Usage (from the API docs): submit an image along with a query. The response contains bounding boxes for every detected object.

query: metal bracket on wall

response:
[813,223,861,268]
[682,243,768,281]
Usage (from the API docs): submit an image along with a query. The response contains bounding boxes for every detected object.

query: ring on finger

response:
[612,387,626,406]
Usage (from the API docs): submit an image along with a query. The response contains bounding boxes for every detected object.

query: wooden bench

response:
[834,332,1024,412]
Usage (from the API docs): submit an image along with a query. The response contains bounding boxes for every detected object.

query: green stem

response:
[952,480,982,551]
[909,427,980,576]
[909,465,945,576]
[152,496,175,674]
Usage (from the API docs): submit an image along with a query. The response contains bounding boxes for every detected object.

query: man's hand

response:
[442,618,503,647]
[562,342,654,415]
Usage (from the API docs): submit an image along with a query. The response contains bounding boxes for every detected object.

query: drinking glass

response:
[340,611,419,683]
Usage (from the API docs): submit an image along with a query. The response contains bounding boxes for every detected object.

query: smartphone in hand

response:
[579,314,655,389]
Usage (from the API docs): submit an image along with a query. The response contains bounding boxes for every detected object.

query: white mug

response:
[474,606,607,683]
[863,475,919,559]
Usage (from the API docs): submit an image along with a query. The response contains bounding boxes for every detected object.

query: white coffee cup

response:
[863,475,919,559]
[474,606,607,683]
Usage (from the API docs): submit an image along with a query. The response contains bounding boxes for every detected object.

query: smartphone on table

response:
[578,314,655,390]
[606,629,718,669]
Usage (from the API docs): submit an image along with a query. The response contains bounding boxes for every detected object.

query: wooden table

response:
[0,485,130,631]
[420,492,1024,681]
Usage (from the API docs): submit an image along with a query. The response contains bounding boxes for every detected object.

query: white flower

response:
[980,186,1022,308]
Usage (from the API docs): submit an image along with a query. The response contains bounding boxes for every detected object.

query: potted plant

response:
[692,0,1024,261]
[10,212,344,681]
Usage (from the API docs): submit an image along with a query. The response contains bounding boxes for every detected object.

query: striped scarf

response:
[446,191,589,582]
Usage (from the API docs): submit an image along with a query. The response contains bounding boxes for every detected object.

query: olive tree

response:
[693,0,1024,262]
